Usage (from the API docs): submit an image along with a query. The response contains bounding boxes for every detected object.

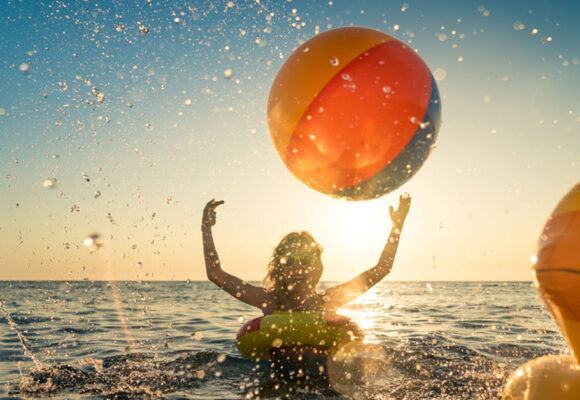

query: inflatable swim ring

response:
[236,311,363,360]
[502,355,580,400]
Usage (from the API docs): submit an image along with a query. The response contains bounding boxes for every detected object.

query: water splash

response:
[16,351,253,398]
[0,300,42,368]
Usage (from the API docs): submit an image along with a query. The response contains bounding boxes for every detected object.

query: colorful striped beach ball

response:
[533,182,580,364]
[267,27,441,200]
[502,183,580,400]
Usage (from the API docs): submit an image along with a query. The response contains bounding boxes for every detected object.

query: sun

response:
[314,199,390,280]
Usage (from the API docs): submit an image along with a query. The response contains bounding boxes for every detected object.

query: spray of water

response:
[0,300,42,368]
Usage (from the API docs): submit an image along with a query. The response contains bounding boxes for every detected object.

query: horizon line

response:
[0,279,534,283]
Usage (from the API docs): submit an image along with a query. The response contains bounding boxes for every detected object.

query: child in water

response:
[202,194,410,315]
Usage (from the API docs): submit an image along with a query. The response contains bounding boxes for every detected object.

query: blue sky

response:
[1,0,578,281]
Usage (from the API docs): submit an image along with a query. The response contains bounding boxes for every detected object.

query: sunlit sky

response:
[1,0,578,281]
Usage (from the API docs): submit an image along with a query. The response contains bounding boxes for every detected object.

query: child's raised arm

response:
[202,199,268,309]
[320,194,411,310]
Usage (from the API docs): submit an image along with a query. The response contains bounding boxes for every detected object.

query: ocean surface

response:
[0,281,569,400]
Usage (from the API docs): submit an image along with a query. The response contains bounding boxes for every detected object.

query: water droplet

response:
[94,190,101,199]
[136,261,143,268]
[329,56,339,66]
[223,68,234,79]
[139,25,149,34]
[513,21,525,31]
[382,85,391,94]
[530,28,538,36]
[0,108,6,116]
[174,17,181,24]
[420,122,431,129]
[410,116,418,124]
[42,178,56,188]
[91,87,105,103]
[83,233,103,253]
[19,63,30,73]
[393,24,400,32]
[106,212,116,224]
[401,3,409,12]
[185,99,192,106]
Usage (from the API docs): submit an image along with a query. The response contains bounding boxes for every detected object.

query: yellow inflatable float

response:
[236,311,363,361]
[503,182,580,400]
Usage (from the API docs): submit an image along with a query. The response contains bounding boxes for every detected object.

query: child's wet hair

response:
[264,232,324,310]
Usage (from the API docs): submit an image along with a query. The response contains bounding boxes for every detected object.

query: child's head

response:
[265,232,324,303]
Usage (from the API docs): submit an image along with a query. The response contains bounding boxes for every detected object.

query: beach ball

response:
[502,182,580,400]
[533,182,580,363]
[267,27,441,200]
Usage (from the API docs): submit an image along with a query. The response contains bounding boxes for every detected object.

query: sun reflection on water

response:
[337,285,388,344]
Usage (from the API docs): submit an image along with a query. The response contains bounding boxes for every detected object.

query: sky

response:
[0,0,578,281]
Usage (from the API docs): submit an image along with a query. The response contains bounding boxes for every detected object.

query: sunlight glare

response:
[317,200,388,279]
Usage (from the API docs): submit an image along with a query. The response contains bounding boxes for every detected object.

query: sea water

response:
[0,281,568,399]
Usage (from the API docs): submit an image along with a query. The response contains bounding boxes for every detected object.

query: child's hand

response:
[389,193,411,228]
[202,199,224,230]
